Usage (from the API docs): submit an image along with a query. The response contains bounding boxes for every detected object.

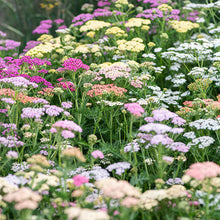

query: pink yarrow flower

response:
[52,120,82,132]
[124,103,144,117]
[186,162,220,180]
[91,150,104,159]
[73,175,89,187]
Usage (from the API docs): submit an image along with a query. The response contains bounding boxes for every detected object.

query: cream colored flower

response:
[14,200,38,210]
[4,187,42,203]
[166,185,186,199]
[125,18,150,28]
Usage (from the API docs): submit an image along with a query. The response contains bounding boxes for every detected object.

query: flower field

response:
[0,0,220,219]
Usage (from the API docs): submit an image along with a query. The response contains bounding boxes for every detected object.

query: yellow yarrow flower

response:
[147,42,156,47]
[80,20,111,32]
[115,0,128,5]
[25,41,61,57]
[132,38,143,43]
[37,34,53,43]
[117,38,145,52]
[105,27,126,37]
[141,25,150,31]
[75,45,90,54]
[98,62,112,68]
[125,18,151,28]
[169,20,199,33]
[86,31,96,38]
[158,4,173,12]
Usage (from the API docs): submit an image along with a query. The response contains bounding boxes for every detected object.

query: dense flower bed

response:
[0,0,220,219]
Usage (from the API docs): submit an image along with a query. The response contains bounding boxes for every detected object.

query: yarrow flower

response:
[44,105,64,117]
[1,98,15,104]
[6,151,18,159]
[61,101,73,109]
[62,58,89,72]
[21,107,45,119]
[61,130,76,139]
[0,136,24,148]
[0,77,38,88]
[148,109,186,125]
[91,150,104,159]
[106,162,131,175]
[186,162,220,180]
[52,120,82,132]
[87,84,127,97]
[73,175,89,187]
[124,103,144,117]
[124,140,140,152]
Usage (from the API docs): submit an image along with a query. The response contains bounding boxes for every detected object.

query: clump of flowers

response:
[4,187,42,210]
[62,58,89,71]
[80,20,111,32]
[117,38,145,53]
[95,177,141,199]
[124,103,144,117]
[87,84,127,97]
[169,20,199,33]
[185,162,220,181]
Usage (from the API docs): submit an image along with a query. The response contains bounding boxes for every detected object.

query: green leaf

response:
[0,23,24,37]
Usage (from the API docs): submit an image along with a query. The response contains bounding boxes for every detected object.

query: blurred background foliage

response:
[0,0,210,50]
[0,0,95,48]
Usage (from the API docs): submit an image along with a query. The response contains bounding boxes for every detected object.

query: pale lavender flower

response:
[44,105,64,116]
[152,109,176,121]
[63,111,70,116]
[137,133,153,141]
[21,107,45,119]
[171,128,184,134]
[1,123,17,130]
[166,178,183,185]
[91,150,104,159]
[52,120,82,132]
[11,162,29,172]
[139,123,172,134]
[61,130,75,139]
[77,166,110,181]
[40,150,48,155]
[3,174,28,186]
[167,142,189,152]
[144,117,155,123]
[162,156,174,164]
[124,140,140,152]
[1,98,15,104]
[0,77,38,88]
[152,109,185,125]
[106,162,130,175]
[61,101,73,109]
[0,30,7,37]
[171,116,186,126]
[151,134,173,145]
[0,136,24,148]
[33,98,49,104]
[6,151,18,159]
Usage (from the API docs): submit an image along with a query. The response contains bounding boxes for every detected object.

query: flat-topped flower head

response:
[139,123,172,134]
[73,175,89,187]
[124,103,144,117]
[52,120,82,133]
[186,162,220,180]
[87,84,127,97]
[62,58,89,72]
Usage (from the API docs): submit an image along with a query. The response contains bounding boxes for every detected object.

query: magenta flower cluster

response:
[62,58,89,72]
